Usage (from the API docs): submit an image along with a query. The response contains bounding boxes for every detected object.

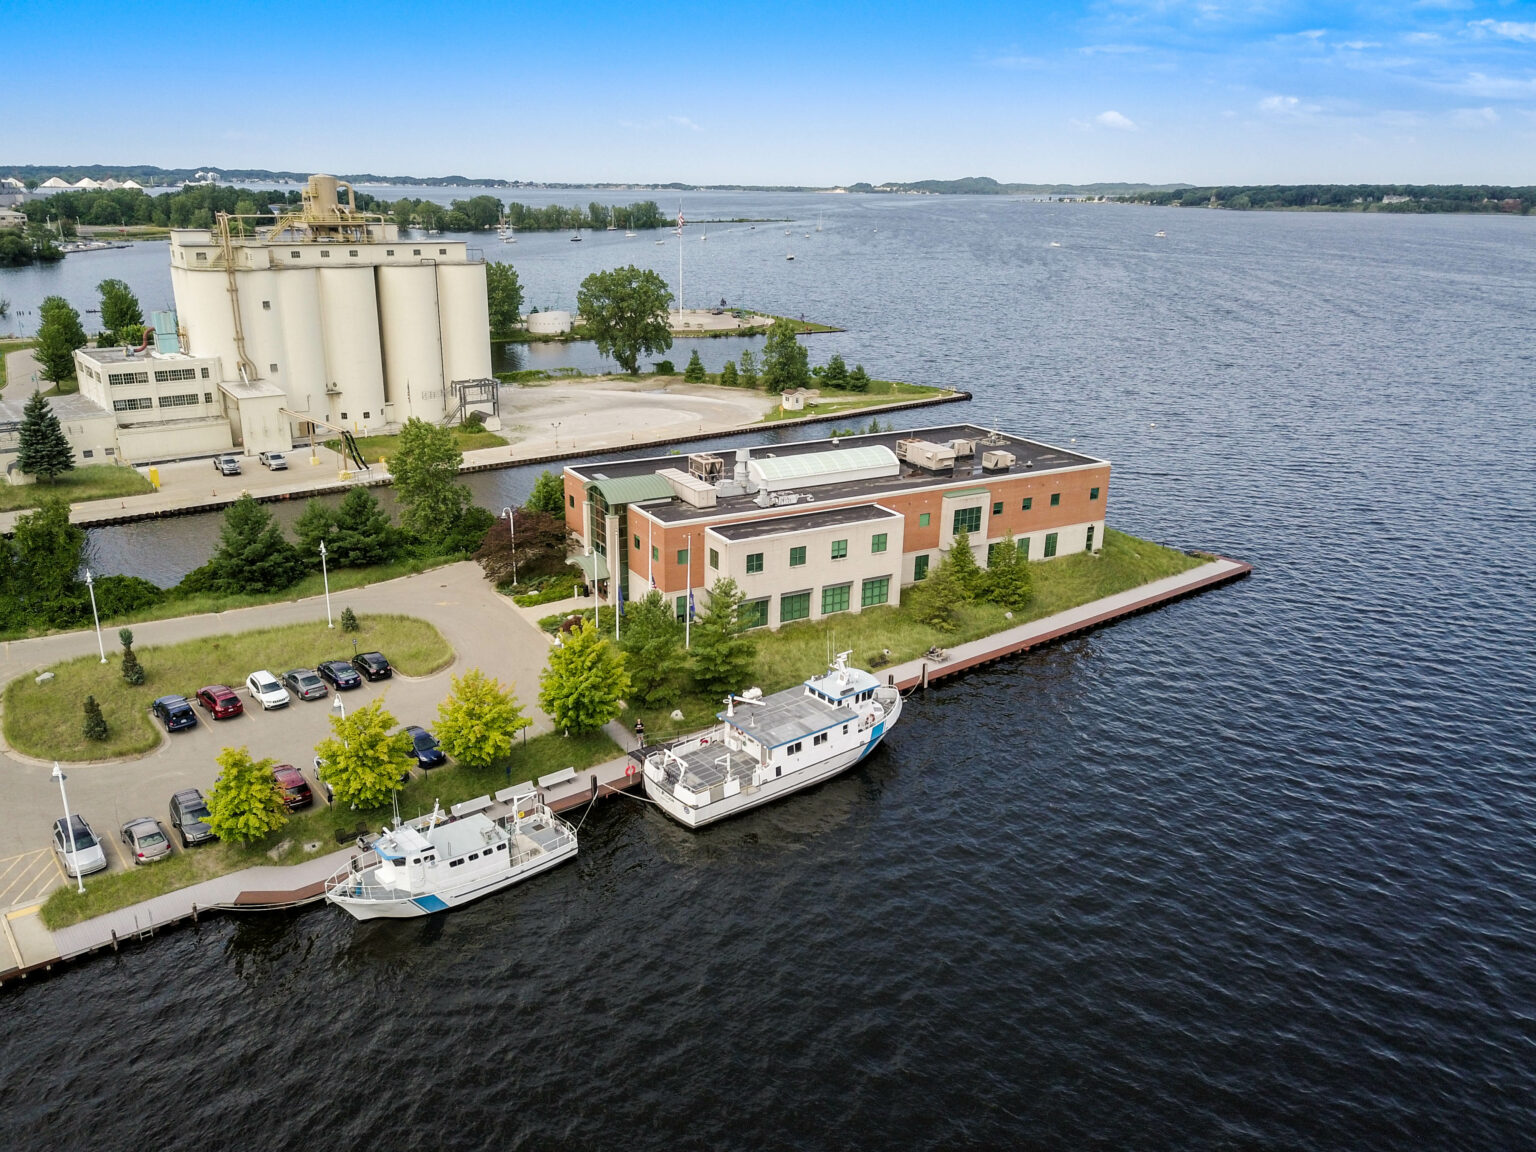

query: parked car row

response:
[149,652,393,732]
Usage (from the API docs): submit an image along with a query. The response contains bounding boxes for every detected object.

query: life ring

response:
[625,763,637,778]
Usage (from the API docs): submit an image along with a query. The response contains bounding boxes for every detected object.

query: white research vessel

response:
[323,789,576,919]
[642,653,902,829]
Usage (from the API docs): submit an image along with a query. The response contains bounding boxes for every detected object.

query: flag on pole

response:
[618,583,626,616]
[688,590,696,621]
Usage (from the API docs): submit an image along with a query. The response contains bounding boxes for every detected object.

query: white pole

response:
[320,540,333,628]
[85,569,105,662]
[685,533,692,650]
[53,763,84,895]
[502,506,518,586]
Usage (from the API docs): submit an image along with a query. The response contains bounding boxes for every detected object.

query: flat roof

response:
[0,393,111,423]
[708,503,899,541]
[570,424,1106,527]
[80,347,205,365]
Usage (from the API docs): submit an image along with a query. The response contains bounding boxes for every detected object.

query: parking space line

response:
[0,850,59,908]
[102,832,127,872]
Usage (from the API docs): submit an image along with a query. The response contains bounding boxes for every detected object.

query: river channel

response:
[3,193,1534,1149]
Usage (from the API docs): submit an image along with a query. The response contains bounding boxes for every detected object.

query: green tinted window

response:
[992,502,1003,516]
[919,512,931,527]
[1090,487,1100,500]
[1018,537,1030,560]
[913,554,930,580]
[1022,498,1032,511]
[780,591,810,622]
[831,539,848,560]
[709,548,719,569]
[789,546,806,567]
[651,545,659,562]
[861,576,890,607]
[746,552,764,574]
[952,506,982,535]
[1050,493,1060,507]
[870,533,887,554]
[1044,532,1058,557]
[677,548,689,566]
[741,599,768,629]
[821,584,850,614]
[1086,525,1096,552]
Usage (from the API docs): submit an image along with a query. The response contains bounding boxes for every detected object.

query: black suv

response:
[168,788,215,847]
[318,659,362,690]
[352,651,392,681]
[150,695,198,732]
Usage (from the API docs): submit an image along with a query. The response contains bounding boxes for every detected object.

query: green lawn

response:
[327,426,508,464]
[0,463,155,512]
[624,529,1203,739]
[39,376,79,398]
[5,613,453,762]
[759,382,953,423]
[38,727,619,929]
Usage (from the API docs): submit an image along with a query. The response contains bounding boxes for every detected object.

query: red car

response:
[272,764,313,811]
[196,684,244,720]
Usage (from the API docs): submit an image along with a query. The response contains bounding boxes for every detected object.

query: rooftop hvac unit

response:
[895,437,921,461]
[689,453,724,483]
[657,468,719,508]
[981,450,1016,472]
[950,438,976,457]
[904,439,957,472]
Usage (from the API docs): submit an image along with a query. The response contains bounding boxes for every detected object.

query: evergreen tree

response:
[759,319,810,393]
[847,364,871,392]
[683,349,706,382]
[910,558,964,633]
[293,498,337,562]
[737,347,759,388]
[33,295,87,383]
[525,469,566,516]
[340,606,360,632]
[618,590,688,708]
[210,495,307,593]
[329,486,397,567]
[16,392,74,482]
[435,668,531,769]
[12,499,85,626]
[81,695,108,742]
[983,532,1034,611]
[205,746,288,843]
[96,278,143,337]
[121,645,145,685]
[945,530,986,600]
[118,627,134,651]
[538,619,629,734]
[315,699,414,809]
[690,577,757,695]
[719,360,739,387]
[822,353,850,389]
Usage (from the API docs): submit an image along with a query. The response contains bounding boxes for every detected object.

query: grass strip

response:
[0,463,155,512]
[324,426,508,464]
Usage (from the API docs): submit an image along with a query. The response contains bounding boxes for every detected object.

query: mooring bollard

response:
[110,929,118,952]
[191,902,198,924]
[921,662,928,690]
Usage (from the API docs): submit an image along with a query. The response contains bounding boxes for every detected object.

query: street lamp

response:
[52,763,84,895]
[501,506,518,585]
[84,569,106,662]
[319,540,333,628]
[331,692,346,723]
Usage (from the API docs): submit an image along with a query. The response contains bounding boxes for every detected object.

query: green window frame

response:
[709,547,719,569]
[913,554,930,581]
[677,548,689,566]
[789,545,806,567]
[741,598,769,629]
[952,506,982,535]
[987,541,1002,564]
[651,545,659,562]
[1086,525,1095,552]
[1090,487,1100,501]
[821,584,851,614]
[919,512,931,528]
[1022,498,1032,511]
[860,576,890,607]
[1018,537,1030,560]
[568,494,575,508]
[780,591,810,623]
[992,501,1003,516]
[746,552,764,574]
[675,596,687,620]
[633,534,641,550]
[870,533,887,554]
[1050,493,1061,507]
[1044,532,1059,558]
[831,539,848,560]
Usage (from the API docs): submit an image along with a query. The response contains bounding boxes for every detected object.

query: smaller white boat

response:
[1155,230,1167,238]
[625,230,636,237]
[1049,241,1061,247]
[324,790,577,919]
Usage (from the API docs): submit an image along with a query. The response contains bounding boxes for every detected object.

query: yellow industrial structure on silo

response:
[167,174,492,437]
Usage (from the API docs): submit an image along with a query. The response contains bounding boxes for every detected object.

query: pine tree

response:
[910,560,964,632]
[210,495,307,592]
[293,498,337,562]
[690,578,757,695]
[822,353,849,389]
[719,360,739,387]
[16,392,75,482]
[340,606,360,632]
[121,645,145,685]
[327,486,397,567]
[737,347,759,388]
[944,530,986,600]
[81,695,108,742]
[538,619,629,734]
[33,295,87,383]
[619,590,688,708]
[118,627,134,651]
[683,349,706,382]
[983,531,1034,611]
[847,364,870,393]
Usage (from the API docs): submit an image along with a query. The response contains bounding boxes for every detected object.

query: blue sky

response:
[9,0,1536,184]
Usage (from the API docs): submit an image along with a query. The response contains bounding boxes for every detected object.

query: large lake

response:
[3,192,1534,1149]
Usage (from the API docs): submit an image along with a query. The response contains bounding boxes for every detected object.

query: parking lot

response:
[0,562,556,894]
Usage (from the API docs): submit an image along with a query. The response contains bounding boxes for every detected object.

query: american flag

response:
[676,206,684,233]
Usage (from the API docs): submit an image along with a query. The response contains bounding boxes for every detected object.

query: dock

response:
[0,551,1246,988]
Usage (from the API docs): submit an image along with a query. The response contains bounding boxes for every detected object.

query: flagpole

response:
[685,532,692,650]
[677,202,684,323]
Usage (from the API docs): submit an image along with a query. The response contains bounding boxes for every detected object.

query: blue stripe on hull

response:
[412,893,449,913]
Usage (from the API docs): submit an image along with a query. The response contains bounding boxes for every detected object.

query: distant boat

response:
[655,239,667,245]
[570,228,582,242]
[786,251,795,261]
[785,229,791,236]
[816,214,823,232]
[625,230,636,237]
[1049,241,1061,247]
[1155,230,1167,238]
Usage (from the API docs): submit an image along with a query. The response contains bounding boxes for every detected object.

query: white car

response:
[246,669,291,710]
[52,815,107,878]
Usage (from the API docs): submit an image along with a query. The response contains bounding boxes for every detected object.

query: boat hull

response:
[327,838,577,921]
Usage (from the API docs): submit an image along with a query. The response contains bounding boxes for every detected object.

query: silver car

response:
[52,815,107,878]
[121,817,173,865]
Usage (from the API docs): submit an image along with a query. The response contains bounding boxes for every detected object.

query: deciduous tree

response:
[315,698,414,809]
[17,392,74,482]
[737,347,759,388]
[538,619,629,734]
[12,498,85,626]
[690,578,757,695]
[759,319,810,393]
[205,746,288,843]
[473,507,570,585]
[576,265,673,374]
[525,469,566,515]
[33,295,86,382]
[96,278,143,337]
[485,261,524,338]
[619,590,688,707]
[435,668,532,769]
[391,417,482,551]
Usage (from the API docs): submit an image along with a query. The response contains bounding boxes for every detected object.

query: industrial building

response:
[564,425,1111,630]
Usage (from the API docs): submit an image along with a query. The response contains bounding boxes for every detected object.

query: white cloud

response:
[1095,109,1138,130]
[1470,20,1536,43]
[1338,41,1381,51]
[1453,106,1500,126]
[1258,94,1300,113]
[1081,43,1147,55]
[982,51,1046,69]
[1457,72,1536,98]
[668,116,701,132]
[1299,29,1326,40]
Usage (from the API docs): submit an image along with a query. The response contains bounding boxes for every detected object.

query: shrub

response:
[652,359,676,375]
[719,360,739,387]
[340,606,360,632]
[120,646,145,685]
[683,349,706,382]
[82,695,108,741]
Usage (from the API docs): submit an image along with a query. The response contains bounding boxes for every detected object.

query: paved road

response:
[0,561,557,875]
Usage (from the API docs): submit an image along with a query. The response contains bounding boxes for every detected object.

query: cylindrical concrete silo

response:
[172,262,238,379]
[236,267,284,386]
[377,264,445,424]
[279,268,329,421]
[318,265,387,431]
[436,262,492,388]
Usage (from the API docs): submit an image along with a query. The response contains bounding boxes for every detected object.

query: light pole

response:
[52,763,84,895]
[552,421,561,451]
[319,540,333,628]
[331,692,346,723]
[501,506,518,585]
[84,569,105,662]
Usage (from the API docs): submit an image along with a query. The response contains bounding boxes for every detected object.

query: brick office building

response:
[563,424,1110,631]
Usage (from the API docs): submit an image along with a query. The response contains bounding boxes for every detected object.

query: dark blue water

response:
[5,197,1536,1149]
